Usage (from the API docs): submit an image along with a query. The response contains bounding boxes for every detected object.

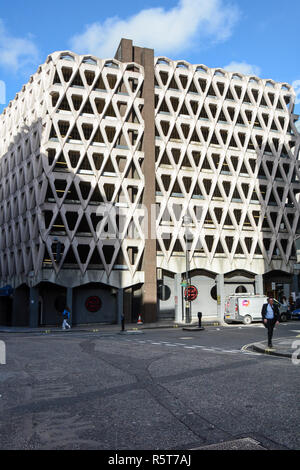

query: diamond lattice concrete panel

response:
[0,52,146,287]
[0,49,300,290]
[154,57,300,274]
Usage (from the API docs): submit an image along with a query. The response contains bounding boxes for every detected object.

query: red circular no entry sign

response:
[85,296,102,312]
[184,285,198,301]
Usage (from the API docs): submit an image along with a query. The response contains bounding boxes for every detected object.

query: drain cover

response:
[190,438,265,450]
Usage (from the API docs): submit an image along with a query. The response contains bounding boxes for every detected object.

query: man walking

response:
[62,306,71,330]
[261,297,280,348]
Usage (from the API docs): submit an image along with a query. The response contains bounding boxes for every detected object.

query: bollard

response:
[182,312,204,332]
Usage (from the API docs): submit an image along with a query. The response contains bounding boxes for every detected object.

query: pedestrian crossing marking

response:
[116,336,257,357]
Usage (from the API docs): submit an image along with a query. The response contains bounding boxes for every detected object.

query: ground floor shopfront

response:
[1,267,299,327]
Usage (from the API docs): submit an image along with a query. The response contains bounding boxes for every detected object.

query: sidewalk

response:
[250,337,300,359]
[0,320,218,335]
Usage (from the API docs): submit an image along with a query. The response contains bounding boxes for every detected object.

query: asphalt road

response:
[0,321,299,450]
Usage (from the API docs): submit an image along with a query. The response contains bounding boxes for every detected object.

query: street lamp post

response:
[183,214,192,324]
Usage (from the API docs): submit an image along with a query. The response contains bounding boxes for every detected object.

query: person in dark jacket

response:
[261,297,280,348]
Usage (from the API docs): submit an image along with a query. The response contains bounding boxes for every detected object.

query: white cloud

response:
[70,0,240,58]
[292,80,300,105]
[223,61,261,77]
[0,19,39,72]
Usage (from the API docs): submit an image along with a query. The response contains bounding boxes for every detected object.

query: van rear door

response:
[224,296,238,321]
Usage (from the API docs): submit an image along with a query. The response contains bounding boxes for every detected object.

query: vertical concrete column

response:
[115,38,157,323]
[255,274,264,295]
[216,274,226,325]
[114,38,133,62]
[117,288,124,325]
[141,46,157,323]
[174,273,183,323]
[29,286,39,328]
[66,287,73,326]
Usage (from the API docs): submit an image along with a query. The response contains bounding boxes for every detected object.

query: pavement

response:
[0,320,299,360]
[0,319,216,335]
[249,337,300,360]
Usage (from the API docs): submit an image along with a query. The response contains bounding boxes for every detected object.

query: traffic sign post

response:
[183,285,198,324]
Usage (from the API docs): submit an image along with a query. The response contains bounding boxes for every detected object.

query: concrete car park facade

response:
[0,38,299,327]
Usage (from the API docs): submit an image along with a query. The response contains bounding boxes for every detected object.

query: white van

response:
[224,294,268,325]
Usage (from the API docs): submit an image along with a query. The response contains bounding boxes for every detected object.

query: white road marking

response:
[118,337,265,357]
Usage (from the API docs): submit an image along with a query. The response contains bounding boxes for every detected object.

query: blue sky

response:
[0,0,299,121]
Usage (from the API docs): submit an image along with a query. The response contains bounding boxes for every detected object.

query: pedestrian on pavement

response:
[121,312,125,332]
[62,306,71,330]
[261,297,280,348]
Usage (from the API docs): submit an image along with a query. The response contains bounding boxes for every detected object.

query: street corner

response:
[249,337,300,360]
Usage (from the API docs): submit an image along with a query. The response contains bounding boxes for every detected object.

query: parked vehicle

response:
[291,308,300,320]
[224,294,290,325]
[273,299,290,322]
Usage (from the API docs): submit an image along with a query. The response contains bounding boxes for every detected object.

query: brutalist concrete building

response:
[0,38,299,327]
